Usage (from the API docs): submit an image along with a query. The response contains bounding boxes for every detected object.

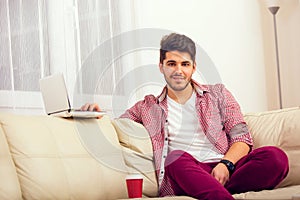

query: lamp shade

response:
[268,6,280,15]
[263,0,281,7]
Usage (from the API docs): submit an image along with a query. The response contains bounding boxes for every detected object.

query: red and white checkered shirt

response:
[120,80,253,196]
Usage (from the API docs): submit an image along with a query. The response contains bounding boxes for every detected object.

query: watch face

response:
[220,159,235,173]
[228,163,235,171]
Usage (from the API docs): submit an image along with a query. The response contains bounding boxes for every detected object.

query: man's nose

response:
[174,64,183,72]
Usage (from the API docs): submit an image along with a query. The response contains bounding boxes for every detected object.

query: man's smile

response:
[171,75,185,81]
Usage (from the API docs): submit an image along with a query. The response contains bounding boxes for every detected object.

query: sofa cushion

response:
[0,113,129,200]
[0,117,22,199]
[112,118,158,197]
[112,118,153,155]
[243,107,300,188]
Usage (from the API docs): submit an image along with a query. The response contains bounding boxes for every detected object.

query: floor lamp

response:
[268,6,283,109]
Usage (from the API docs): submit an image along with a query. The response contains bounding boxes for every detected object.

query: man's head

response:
[159,33,196,94]
[159,33,196,64]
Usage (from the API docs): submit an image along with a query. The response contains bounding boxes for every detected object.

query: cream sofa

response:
[1,107,300,200]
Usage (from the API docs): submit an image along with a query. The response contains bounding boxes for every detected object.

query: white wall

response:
[131,0,268,113]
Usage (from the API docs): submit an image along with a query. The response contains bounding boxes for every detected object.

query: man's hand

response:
[81,103,103,118]
[211,163,230,186]
[81,103,101,112]
[211,141,250,185]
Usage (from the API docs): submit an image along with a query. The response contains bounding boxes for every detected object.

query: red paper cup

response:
[126,174,143,198]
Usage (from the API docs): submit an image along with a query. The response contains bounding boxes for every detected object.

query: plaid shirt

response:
[120,80,253,196]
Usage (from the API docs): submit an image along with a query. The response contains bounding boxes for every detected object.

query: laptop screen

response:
[39,74,71,115]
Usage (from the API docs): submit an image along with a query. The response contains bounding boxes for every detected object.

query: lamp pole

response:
[268,6,283,109]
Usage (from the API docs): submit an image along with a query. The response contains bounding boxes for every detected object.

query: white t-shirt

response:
[167,92,224,162]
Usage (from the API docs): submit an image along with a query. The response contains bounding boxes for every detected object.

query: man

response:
[82,33,289,199]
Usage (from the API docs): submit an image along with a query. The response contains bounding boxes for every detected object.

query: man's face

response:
[159,51,196,92]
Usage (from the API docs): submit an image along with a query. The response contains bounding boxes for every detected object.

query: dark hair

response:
[159,33,196,64]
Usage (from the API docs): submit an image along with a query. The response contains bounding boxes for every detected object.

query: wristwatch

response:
[219,159,235,174]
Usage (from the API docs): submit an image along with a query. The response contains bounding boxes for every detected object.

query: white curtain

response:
[0,0,49,92]
[77,0,123,96]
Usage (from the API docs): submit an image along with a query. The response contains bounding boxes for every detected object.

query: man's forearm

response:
[222,142,250,164]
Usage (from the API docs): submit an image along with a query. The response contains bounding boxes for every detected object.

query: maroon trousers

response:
[163,146,289,200]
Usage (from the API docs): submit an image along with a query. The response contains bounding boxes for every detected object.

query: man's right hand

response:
[81,103,101,112]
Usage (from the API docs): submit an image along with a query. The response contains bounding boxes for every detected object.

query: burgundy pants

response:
[164,146,289,200]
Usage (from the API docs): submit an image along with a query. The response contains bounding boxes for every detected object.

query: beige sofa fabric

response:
[244,107,300,188]
[112,118,153,156]
[0,113,128,200]
[0,120,22,200]
[233,185,300,200]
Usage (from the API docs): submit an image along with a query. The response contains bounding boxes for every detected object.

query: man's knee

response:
[263,146,288,164]
[257,146,289,175]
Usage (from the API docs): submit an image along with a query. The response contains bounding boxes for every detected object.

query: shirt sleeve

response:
[218,84,253,147]
[119,94,159,125]
[119,100,143,124]
[229,123,253,148]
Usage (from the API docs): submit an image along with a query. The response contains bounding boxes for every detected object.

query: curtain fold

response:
[77,0,123,96]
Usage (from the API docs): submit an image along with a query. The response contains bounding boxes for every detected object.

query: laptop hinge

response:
[48,109,70,115]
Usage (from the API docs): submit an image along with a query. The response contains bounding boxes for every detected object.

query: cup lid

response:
[126,174,143,179]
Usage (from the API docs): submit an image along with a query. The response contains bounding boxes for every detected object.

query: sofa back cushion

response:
[0,113,129,200]
[244,107,300,188]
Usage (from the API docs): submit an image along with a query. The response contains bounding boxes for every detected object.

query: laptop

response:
[39,73,106,118]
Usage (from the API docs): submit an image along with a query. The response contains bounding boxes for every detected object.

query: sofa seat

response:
[233,185,300,200]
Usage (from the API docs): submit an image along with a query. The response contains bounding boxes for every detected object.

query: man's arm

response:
[211,85,253,185]
[222,141,250,164]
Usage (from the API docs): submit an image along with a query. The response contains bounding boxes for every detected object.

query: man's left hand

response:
[211,163,230,186]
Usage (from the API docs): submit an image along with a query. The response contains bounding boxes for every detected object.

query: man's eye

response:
[182,63,190,67]
[167,63,176,67]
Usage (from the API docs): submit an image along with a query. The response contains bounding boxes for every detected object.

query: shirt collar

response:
[157,79,208,103]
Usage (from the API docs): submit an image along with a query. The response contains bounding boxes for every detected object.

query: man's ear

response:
[159,63,163,73]
[192,62,196,74]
